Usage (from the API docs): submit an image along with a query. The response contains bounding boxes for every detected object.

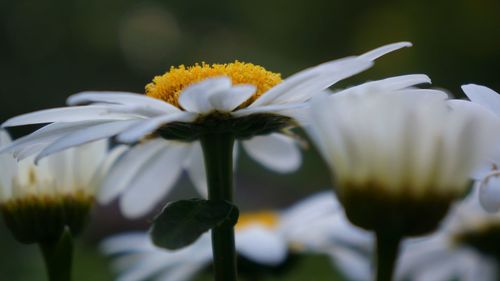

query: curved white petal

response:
[98,139,168,204]
[178,77,232,113]
[242,133,301,173]
[208,84,256,112]
[34,120,140,163]
[67,91,180,113]
[0,130,11,145]
[479,176,500,212]
[183,142,208,197]
[0,120,110,156]
[236,226,288,265]
[250,58,372,107]
[116,112,196,144]
[358,41,412,61]
[462,84,500,117]
[119,145,190,218]
[1,105,136,127]
[334,74,431,97]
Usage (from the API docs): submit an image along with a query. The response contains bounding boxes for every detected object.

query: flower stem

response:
[375,232,401,281]
[38,228,73,281]
[200,132,238,281]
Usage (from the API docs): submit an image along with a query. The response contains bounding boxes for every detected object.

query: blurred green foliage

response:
[0,0,498,279]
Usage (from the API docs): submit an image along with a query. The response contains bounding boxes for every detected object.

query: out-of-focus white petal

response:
[329,247,371,281]
[242,133,301,173]
[154,263,207,281]
[183,142,207,197]
[479,176,500,212]
[1,105,136,127]
[0,120,110,157]
[90,144,128,191]
[179,77,231,113]
[101,232,153,255]
[116,112,196,144]
[34,120,141,163]
[98,139,168,204]
[67,91,180,113]
[358,41,412,61]
[236,226,288,265]
[462,84,500,117]
[0,130,11,145]
[0,131,16,199]
[119,145,190,218]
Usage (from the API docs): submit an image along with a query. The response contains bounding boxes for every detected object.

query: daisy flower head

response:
[305,78,500,237]
[0,130,120,244]
[101,191,372,281]
[1,42,411,219]
[397,186,500,281]
[461,84,500,213]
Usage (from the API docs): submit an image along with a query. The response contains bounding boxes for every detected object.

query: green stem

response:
[200,132,238,281]
[375,232,401,281]
[38,229,73,281]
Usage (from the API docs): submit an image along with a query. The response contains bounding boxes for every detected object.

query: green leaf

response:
[150,199,239,250]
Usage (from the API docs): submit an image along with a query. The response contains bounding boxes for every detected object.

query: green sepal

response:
[156,112,293,141]
[150,199,239,250]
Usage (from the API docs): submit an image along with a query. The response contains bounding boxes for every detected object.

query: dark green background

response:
[0,0,498,280]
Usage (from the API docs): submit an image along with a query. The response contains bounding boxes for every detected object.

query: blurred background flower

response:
[0,0,498,280]
[397,187,500,281]
[101,191,372,281]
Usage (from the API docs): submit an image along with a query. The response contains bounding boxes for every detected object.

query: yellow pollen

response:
[236,211,279,231]
[145,61,282,109]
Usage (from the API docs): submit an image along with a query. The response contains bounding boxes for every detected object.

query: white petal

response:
[357,41,412,61]
[329,247,371,281]
[0,130,11,145]
[250,58,372,107]
[98,139,168,204]
[90,144,128,191]
[208,84,256,112]
[334,74,431,96]
[479,176,500,212]
[232,102,306,117]
[178,77,232,113]
[462,84,500,117]
[119,145,189,218]
[100,232,153,255]
[183,142,208,197]
[236,226,288,265]
[155,263,207,281]
[0,120,110,156]
[71,140,108,186]
[34,120,140,163]
[116,112,196,144]
[67,91,180,113]
[242,133,301,173]
[1,105,136,127]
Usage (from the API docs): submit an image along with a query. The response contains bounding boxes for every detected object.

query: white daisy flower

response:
[397,187,500,281]
[0,130,122,243]
[461,84,500,212]
[304,79,500,236]
[101,191,372,281]
[1,42,411,218]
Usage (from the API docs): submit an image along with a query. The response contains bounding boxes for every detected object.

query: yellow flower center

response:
[236,211,279,231]
[145,61,282,109]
